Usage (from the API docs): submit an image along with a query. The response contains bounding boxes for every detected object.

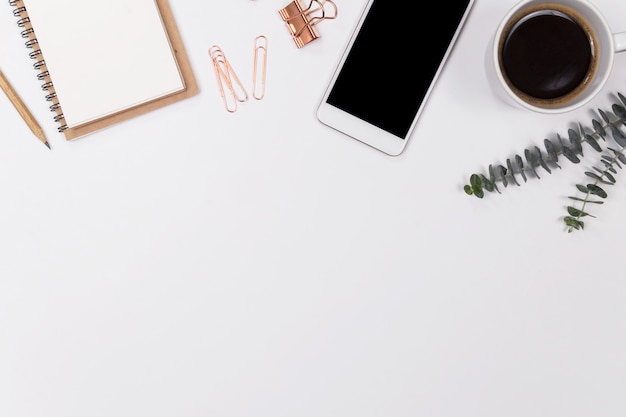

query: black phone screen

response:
[325,0,473,139]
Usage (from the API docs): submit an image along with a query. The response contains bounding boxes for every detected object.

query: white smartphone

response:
[316,0,475,156]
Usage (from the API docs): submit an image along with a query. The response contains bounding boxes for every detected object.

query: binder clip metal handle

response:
[279,0,337,48]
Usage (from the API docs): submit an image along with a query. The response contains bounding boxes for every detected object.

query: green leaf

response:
[506,158,520,186]
[609,147,626,165]
[587,183,608,198]
[600,159,617,173]
[609,124,626,146]
[603,170,616,183]
[479,174,495,193]
[568,196,603,204]
[619,92,626,108]
[612,103,626,119]
[470,173,482,188]
[524,148,540,179]
[592,118,606,138]
[497,165,508,187]
[599,109,610,123]
[480,174,500,193]
[569,128,583,154]
[535,146,551,174]
[562,146,580,163]
[584,134,602,152]
[592,166,616,183]
[576,184,589,193]
[464,184,473,195]
[584,171,603,182]
[515,154,527,182]
[567,206,594,217]
[544,138,560,167]
[488,164,496,183]
[601,154,617,165]
[469,174,484,198]
[564,216,584,230]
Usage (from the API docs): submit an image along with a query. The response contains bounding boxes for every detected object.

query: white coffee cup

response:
[487,0,626,114]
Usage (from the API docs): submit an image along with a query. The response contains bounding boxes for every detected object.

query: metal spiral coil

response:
[25,38,38,48]
[16,17,30,27]
[9,0,68,133]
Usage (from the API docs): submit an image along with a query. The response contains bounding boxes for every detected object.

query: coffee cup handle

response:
[615,32,626,52]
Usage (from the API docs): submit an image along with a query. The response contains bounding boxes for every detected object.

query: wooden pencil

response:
[0,68,50,149]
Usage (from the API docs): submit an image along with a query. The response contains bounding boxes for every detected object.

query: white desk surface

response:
[1,1,626,416]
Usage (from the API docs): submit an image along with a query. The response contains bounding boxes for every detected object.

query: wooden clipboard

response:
[57,0,198,140]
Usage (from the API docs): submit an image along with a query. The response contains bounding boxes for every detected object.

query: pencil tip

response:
[44,141,51,149]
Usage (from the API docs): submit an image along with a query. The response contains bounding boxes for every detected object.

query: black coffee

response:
[500,4,597,106]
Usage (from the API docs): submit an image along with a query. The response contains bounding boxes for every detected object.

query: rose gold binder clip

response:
[252,36,268,100]
[209,45,248,112]
[279,0,337,48]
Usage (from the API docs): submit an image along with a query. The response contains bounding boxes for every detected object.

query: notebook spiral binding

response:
[9,0,68,132]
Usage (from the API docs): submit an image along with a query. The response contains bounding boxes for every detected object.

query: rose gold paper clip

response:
[279,0,337,48]
[209,45,248,112]
[252,36,268,100]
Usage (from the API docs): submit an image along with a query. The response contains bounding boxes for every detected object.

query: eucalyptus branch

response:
[463,92,626,232]
[564,145,626,232]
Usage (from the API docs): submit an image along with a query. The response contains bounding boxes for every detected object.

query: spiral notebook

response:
[10,0,198,140]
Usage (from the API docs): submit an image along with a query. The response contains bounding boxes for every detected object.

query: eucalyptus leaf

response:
[584,134,602,152]
[592,119,606,138]
[567,206,594,217]
[506,158,520,186]
[604,163,617,174]
[576,184,589,193]
[544,138,560,166]
[601,154,615,164]
[584,171,603,182]
[479,174,495,192]
[599,109,610,124]
[568,196,603,204]
[604,171,616,183]
[587,184,608,198]
[480,174,499,194]
[564,216,584,231]
[535,146,551,174]
[569,128,583,154]
[613,103,626,119]
[524,148,540,179]
[561,146,580,163]
[470,173,482,188]
[609,124,626,146]
[610,148,626,165]
[497,165,508,187]
[592,166,616,183]
[470,174,484,198]
[515,154,527,182]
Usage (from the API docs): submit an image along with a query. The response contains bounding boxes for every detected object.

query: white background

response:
[1,1,626,416]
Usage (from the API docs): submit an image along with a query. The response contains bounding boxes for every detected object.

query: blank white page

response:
[23,0,185,128]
